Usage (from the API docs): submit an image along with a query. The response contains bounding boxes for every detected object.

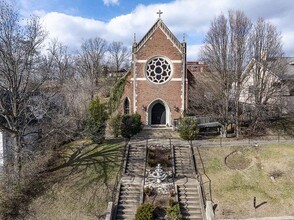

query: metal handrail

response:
[112,142,129,220]
[190,142,212,206]
[140,138,148,204]
[193,144,212,202]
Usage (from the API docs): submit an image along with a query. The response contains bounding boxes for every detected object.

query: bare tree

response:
[201,11,285,136]
[0,2,47,182]
[229,11,252,137]
[108,41,130,73]
[47,39,75,84]
[75,37,107,100]
[201,10,252,136]
[248,18,285,132]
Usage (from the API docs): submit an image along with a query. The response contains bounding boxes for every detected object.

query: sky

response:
[15,0,294,60]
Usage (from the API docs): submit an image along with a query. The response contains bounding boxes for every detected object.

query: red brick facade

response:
[120,18,187,127]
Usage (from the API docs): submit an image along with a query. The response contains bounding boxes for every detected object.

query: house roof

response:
[283,57,294,80]
[244,57,294,81]
[133,18,184,53]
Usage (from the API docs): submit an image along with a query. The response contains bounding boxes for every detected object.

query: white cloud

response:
[37,0,294,60]
[188,44,204,60]
[41,12,106,51]
[103,0,119,6]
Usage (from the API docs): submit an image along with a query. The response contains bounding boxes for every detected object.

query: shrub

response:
[169,190,175,197]
[144,186,152,197]
[121,113,142,139]
[135,204,154,220]
[109,114,122,137]
[87,98,108,144]
[269,169,284,178]
[168,198,174,207]
[178,117,199,144]
[167,203,181,220]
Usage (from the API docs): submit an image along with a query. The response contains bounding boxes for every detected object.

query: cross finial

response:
[133,33,136,43]
[157,10,163,19]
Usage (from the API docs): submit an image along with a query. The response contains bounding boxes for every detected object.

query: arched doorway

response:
[151,103,166,125]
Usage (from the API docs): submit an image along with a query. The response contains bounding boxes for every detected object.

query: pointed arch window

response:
[124,97,130,115]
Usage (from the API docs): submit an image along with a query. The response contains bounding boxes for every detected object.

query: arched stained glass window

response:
[124,97,130,115]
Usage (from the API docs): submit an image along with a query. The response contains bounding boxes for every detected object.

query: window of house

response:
[248,85,254,94]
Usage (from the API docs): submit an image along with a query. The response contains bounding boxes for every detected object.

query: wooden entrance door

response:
[151,103,166,125]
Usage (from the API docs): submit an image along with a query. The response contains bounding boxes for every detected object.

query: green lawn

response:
[199,143,294,219]
[27,138,125,220]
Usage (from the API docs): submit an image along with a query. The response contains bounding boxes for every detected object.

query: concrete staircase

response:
[115,182,141,220]
[114,144,146,220]
[174,145,195,177]
[177,180,204,220]
[125,144,146,177]
[113,142,205,220]
[174,145,204,220]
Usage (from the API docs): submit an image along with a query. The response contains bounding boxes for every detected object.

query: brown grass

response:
[26,138,124,220]
[199,143,294,219]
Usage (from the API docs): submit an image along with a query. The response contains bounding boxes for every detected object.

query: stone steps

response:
[115,182,141,220]
[174,146,195,178]
[174,145,204,220]
[124,144,146,177]
[114,144,146,220]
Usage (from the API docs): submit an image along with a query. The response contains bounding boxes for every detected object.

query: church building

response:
[120,12,188,127]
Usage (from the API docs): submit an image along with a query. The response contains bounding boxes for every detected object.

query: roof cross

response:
[157,10,163,19]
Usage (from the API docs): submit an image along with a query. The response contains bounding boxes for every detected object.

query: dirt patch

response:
[225,150,252,170]
[148,145,172,169]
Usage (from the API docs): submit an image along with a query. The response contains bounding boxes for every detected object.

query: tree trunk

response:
[235,100,240,138]
[13,133,22,183]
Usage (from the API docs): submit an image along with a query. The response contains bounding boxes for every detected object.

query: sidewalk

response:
[224,216,294,220]
[194,138,294,147]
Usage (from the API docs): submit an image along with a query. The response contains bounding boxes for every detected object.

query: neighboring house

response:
[238,57,294,117]
[0,88,67,171]
[280,57,294,114]
[108,69,128,78]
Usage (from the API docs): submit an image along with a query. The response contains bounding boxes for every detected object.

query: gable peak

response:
[133,16,184,53]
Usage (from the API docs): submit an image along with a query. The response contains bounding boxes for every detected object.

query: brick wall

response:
[120,23,186,126]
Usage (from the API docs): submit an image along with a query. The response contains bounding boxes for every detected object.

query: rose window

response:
[146,57,172,84]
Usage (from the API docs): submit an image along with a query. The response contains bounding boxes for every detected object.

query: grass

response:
[199,143,294,219]
[27,138,125,220]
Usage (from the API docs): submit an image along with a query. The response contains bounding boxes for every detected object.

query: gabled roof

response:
[243,57,294,81]
[283,57,294,80]
[133,18,184,53]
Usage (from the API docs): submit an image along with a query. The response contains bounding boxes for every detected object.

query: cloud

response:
[103,0,119,6]
[41,12,106,51]
[37,0,294,60]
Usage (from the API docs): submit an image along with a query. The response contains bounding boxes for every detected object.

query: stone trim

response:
[137,60,182,63]
[131,78,182,81]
